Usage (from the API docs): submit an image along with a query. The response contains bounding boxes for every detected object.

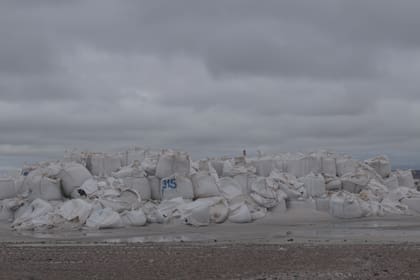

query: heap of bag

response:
[0,148,418,231]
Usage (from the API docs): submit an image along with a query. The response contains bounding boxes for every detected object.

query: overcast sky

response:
[1,0,419,170]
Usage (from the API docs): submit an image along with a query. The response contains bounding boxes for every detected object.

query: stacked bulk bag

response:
[13,176,25,194]
[120,209,147,226]
[365,179,389,201]
[325,176,342,191]
[396,170,415,188]
[140,152,159,176]
[388,186,420,213]
[228,202,252,223]
[146,197,186,224]
[365,156,391,178]
[18,162,63,201]
[329,191,364,219]
[218,177,244,203]
[112,164,146,178]
[12,199,55,230]
[57,199,93,224]
[401,197,420,213]
[222,160,235,177]
[210,160,224,178]
[300,173,326,197]
[233,173,255,195]
[321,156,337,177]
[197,159,214,172]
[284,155,304,178]
[122,177,151,201]
[250,177,287,209]
[26,175,63,201]
[75,178,99,198]
[85,153,103,176]
[155,150,190,179]
[86,153,122,177]
[179,197,229,226]
[285,154,321,178]
[269,171,306,200]
[381,196,409,216]
[58,163,92,197]
[0,199,15,221]
[207,197,229,223]
[97,189,141,213]
[121,147,146,167]
[40,162,63,177]
[0,178,17,199]
[222,157,254,178]
[356,180,388,217]
[161,174,194,200]
[252,158,274,177]
[191,171,220,198]
[384,173,399,190]
[341,171,370,193]
[64,150,86,164]
[112,164,151,200]
[273,155,286,173]
[336,157,358,177]
[86,208,123,229]
[227,199,267,223]
[181,201,210,226]
[103,153,122,176]
[4,149,420,231]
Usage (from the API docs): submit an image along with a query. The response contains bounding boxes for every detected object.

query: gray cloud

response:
[0,0,419,169]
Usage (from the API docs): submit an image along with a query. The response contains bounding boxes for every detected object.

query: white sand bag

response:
[120,209,147,226]
[341,172,370,193]
[86,208,123,229]
[218,177,243,203]
[384,174,399,190]
[12,199,54,229]
[336,157,358,177]
[365,156,391,178]
[329,191,364,219]
[0,200,14,221]
[252,158,274,177]
[161,175,194,200]
[86,153,122,177]
[58,199,93,224]
[27,175,63,201]
[192,172,220,198]
[228,202,252,223]
[123,177,151,200]
[155,150,190,178]
[58,163,92,197]
[301,173,326,197]
[396,170,415,188]
[321,157,337,176]
[0,178,17,199]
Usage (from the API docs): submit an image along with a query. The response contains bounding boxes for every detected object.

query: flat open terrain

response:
[2,210,420,279]
[1,243,420,280]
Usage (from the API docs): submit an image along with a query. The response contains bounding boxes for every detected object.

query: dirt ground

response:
[1,243,420,280]
[3,212,420,279]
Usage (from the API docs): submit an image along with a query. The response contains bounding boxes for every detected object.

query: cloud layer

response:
[1,0,419,169]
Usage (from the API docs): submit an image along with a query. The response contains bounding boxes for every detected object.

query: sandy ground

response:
[2,209,420,279]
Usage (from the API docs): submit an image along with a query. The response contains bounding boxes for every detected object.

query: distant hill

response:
[413,170,420,180]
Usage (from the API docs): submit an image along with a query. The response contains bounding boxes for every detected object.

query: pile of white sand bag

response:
[0,148,418,231]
